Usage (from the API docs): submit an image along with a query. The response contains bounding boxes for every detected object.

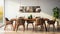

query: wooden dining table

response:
[10,18,48,31]
[10,18,45,24]
[10,18,36,21]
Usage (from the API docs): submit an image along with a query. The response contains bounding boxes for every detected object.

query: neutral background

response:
[5,0,60,19]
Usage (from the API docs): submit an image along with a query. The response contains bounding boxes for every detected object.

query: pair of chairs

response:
[4,17,25,31]
[16,17,34,31]
[34,17,56,31]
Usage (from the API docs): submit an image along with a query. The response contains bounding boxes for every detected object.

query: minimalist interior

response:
[0,0,60,34]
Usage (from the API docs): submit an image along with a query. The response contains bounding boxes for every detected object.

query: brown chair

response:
[35,18,47,31]
[46,19,56,31]
[10,18,17,31]
[15,17,25,31]
[4,18,13,30]
[27,19,34,30]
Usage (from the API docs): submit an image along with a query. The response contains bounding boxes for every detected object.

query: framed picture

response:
[19,6,41,13]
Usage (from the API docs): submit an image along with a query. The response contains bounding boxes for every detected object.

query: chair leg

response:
[23,25,25,31]
[47,24,50,31]
[44,24,47,31]
[35,24,37,31]
[11,24,14,31]
[53,24,55,31]
[16,24,19,32]
[32,23,34,30]
[27,23,28,30]
[13,24,16,31]
[57,21,59,30]
[4,25,7,30]
[13,22,16,31]
[13,27,15,31]
[41,25,44,31]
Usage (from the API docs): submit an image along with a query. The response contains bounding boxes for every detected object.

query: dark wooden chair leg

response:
[34,25,37,31]
[23,25,25,31]
[44,24,47,31]
[27,23,28,30]
[47,24,50,31]
[35,24,37,31]
[16,24,19,32]
[13,24,16,31]
[4,25,7,30]
[11,24,14,31]
[41,25,44,31]
[32,23,34,30]
[53,24,55,31]
[13,22,16,31]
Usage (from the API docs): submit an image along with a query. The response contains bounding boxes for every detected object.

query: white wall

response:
[5,0,20,19]
[0,0,4,6]
[5,0,60,20]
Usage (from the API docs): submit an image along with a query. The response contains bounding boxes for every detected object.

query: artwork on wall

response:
[19,6,41,13]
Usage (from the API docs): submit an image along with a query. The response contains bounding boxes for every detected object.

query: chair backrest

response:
[5,18,9,21]
[43,18,56,24]
[47,19,56,24]
[35,17,41,19]
[17,17,25,24]
[5,17,12,24]
[9,19,14,24]
[36,18,45,25]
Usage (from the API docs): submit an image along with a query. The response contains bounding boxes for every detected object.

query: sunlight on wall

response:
[0,0,3,23]
[0,6,3,20]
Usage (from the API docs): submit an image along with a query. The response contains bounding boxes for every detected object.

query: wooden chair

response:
[15,17,25,31]
[10,18,17,31]
[46,19,56,31]
[35,18,47,31]
[4,18,13,30]
[27,20,34,30]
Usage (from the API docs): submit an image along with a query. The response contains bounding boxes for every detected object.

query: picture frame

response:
[19,6,41,13]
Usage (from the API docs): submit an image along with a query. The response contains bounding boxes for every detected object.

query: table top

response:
[24,18,36,21]
[10,18,36,21]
